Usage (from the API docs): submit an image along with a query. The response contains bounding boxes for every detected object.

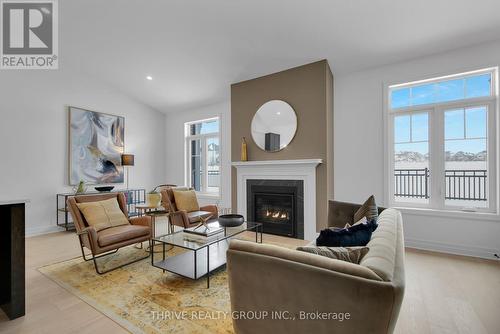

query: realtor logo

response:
[1,0,58,69]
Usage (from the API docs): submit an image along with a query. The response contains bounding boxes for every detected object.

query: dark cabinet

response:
[0,202,25,320]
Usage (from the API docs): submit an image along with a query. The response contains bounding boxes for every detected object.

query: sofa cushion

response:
[173,189,200,212]
[98,225,150,247]
[76,198,129,232]
[316,219,377,247]
[296,246,369,263]
[359,208,401,282]
[353,195,378,222]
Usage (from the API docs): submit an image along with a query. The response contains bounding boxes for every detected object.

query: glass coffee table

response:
[151,222,262,288]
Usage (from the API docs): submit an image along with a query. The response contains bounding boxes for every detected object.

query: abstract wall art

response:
[69,106,125,185]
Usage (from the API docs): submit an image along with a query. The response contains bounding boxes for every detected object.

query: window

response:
[390,73,492,108]
[387,69,498,212]
[185,117,220,194]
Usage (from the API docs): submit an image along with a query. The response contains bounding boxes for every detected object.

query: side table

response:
[135,204,173,252]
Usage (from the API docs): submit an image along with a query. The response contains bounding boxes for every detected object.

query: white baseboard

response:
[26,225,65,237]
[405,238,499,260]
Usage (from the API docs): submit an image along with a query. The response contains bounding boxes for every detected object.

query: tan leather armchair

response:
[160,186,218,229]
[67,193,152,274]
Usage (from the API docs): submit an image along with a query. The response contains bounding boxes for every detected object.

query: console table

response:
[56,188,146,231]
[0,200,27,320]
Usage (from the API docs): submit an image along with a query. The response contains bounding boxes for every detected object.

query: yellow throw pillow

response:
[173,189,200,212]
[76,198,129,231]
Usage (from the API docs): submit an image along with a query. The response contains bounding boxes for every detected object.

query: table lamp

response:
[121,154,135,189]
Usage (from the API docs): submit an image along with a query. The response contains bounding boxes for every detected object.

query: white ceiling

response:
[61,0,500,112]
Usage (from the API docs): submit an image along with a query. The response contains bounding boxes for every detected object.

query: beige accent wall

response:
[231,60,333,233]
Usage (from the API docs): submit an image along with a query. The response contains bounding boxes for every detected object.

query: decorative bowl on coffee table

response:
[218,214,244,227]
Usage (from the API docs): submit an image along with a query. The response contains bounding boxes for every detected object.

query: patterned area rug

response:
[38,235,302,334]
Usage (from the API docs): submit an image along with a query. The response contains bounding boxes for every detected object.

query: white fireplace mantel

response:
[232,159,322,241]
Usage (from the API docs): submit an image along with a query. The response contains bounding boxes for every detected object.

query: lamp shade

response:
[121,154,135,166]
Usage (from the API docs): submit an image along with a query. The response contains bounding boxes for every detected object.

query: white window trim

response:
[383,68,499,215]
[184,116,221,197]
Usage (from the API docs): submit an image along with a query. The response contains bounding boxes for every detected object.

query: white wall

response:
[0,69,166,236]
[164,101,231,208]
[334,39,500,259]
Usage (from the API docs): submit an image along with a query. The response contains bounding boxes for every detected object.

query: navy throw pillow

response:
[316,219,378,247]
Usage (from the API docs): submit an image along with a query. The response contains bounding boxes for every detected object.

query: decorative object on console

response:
[296,246,369,263]
[69,106,125,185]
[240,137,248,161]
[218,214,244,227]
[121,153,134,189]
[94,186,115,192]
[251,99,297,152]
[74,180,87,194]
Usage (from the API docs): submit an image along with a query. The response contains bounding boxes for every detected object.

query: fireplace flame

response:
[265,210,289,220]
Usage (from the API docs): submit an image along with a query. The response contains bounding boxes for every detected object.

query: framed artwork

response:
[69,106,125,185]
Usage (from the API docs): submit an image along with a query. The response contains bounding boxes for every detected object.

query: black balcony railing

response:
[394,168,488,201]
[445,170,487,201]
[395,168,430,199]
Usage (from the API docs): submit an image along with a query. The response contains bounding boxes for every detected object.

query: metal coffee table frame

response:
[151,222,263,288]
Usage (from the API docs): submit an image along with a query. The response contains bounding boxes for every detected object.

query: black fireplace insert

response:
[247,179,304,239]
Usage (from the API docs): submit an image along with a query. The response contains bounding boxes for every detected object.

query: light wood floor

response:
[0,228,499,334]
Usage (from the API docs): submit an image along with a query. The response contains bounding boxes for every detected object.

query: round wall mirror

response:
[251,100,297,152]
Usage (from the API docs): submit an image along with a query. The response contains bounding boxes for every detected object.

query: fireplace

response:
[247,180,304,238]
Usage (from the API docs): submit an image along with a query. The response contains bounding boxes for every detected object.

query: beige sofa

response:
[227,204,405,334]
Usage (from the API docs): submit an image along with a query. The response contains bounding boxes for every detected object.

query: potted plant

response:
[147,189,162,207]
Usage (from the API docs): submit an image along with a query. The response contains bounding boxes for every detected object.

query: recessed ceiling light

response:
[146,76,153,81]
[276,111,281,115]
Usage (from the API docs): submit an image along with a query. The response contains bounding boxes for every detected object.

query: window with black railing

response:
[389,68,497,212]
[394,168,488,202]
